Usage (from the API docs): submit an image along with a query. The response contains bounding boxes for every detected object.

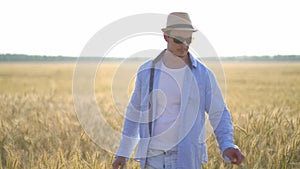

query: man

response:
[112,12,245,169]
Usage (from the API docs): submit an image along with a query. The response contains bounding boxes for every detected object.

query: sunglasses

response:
[168,36,193,44]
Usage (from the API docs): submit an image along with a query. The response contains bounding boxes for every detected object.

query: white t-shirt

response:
[149,61,187,151]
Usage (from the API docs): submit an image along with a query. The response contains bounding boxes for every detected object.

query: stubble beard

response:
[176,46,189,58]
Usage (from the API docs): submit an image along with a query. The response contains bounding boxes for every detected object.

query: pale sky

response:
[0,0,299,57]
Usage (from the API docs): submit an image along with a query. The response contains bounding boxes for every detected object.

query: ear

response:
[163,34,168,42]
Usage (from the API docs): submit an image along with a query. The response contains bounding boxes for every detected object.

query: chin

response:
[177,55,185,58]
[176,52,187,57]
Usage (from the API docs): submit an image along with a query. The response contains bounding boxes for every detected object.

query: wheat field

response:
[0,62,299,169]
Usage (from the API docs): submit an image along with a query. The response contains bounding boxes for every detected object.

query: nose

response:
[182,41,189,46]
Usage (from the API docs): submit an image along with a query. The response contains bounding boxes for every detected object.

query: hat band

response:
[166,24,194,29]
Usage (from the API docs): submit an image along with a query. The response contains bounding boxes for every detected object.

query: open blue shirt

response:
[116,50,238,168]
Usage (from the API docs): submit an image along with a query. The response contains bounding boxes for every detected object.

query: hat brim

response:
[161,27,198,32]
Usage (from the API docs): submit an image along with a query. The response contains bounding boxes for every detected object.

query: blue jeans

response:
[145,149,178,169]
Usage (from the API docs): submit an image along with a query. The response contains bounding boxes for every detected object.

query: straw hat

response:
[161,12,198,32]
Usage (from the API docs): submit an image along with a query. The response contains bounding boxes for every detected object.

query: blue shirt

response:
[116,49,238,168]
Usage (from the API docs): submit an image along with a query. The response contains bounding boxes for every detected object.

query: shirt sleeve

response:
[115,70,143,158]
[205,69,238,162]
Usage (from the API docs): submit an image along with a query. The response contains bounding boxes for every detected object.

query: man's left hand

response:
[224,147,245,165]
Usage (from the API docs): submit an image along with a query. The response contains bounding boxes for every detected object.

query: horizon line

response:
[1,53,300,58]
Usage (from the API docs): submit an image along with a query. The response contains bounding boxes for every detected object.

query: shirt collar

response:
[153,49,197,69]
[188,52,197,69]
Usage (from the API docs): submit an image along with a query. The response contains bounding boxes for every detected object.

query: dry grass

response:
[0,62,299,169]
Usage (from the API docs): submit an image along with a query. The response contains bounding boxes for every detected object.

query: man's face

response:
[166,30,193,58]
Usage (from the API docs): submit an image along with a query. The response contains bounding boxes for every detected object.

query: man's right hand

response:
[112,156,126,169]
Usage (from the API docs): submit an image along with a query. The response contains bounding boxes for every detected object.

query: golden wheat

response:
[0,62,299,169]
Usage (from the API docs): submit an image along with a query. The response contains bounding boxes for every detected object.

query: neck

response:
[162,50,189,69]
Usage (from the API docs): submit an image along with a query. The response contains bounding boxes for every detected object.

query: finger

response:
[226,153,237,164]
[112,163,118,169]
[233,151,244,165]
[228,152,238,164]
[236,153,245,165]
[112,161,121,169]
[231,157,237,164]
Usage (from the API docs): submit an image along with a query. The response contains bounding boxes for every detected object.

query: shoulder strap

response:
[148,49,167,136]
[148,66,155,136]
